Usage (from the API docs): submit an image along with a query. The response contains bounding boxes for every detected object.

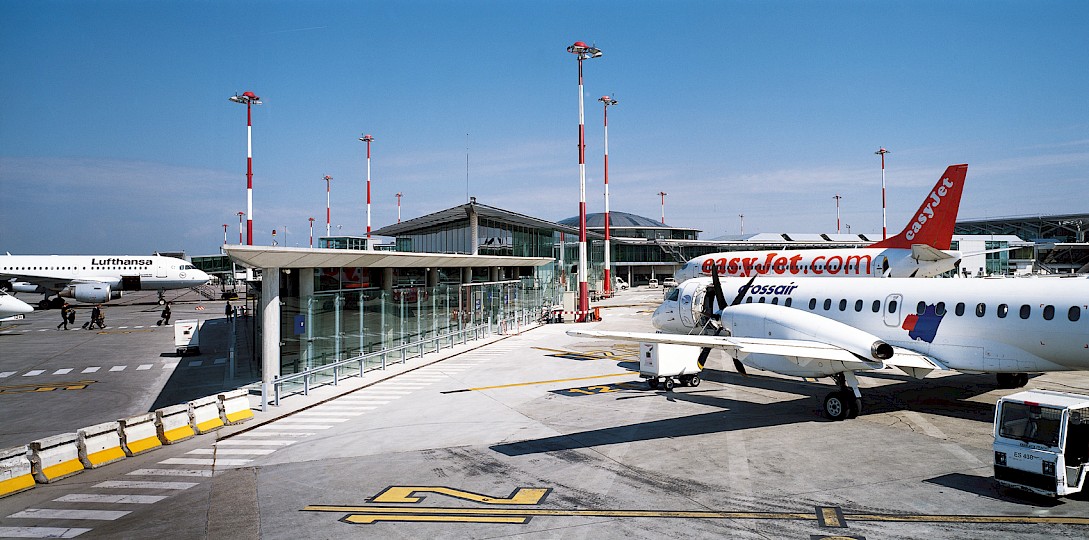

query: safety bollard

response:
[77,421,125,469]
[119,413,162,456]
[218,389,254,425]
[28,433,84,483]
[190,395,224,434]
[156,404,196,444]
[0,446,35,498]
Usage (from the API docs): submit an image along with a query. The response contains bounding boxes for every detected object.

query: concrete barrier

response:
[119,412,162,456]
[156,404,196,444]
[77,421,126,469]
[190,395,224,434]
[1,446,35,498]
[219,389,254,425]
[28,433,84,483]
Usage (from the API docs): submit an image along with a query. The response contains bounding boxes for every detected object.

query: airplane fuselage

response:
[673,247,959,281]
[0,255,210,298]
[655,276,1089,374]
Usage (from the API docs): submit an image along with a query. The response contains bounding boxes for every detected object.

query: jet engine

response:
[721,302,893,364]
[59,283,123,303]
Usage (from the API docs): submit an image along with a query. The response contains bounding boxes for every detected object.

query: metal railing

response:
[262,308,538,408]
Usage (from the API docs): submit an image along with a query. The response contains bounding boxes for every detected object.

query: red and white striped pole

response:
[359,134,375,241]
[567,41,601,322]
[237,211,245,245]
[229,92,261,245]
[659,191,667,224]
[322,175,332,237]
[875,147,890,240]
[308,217,315,248]
[833,194,842,233]
[396,192,402,223]
[599,95,617,296]
[222,224,228,245]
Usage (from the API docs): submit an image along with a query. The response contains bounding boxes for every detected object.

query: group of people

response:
[56,299,244,330]
[56,303,106,330]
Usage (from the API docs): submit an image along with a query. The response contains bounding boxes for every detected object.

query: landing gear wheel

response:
[997,373,1030,389]
[663,378,676,392]
[846,394,862,419]
[688,375,701,387]
[38,299,51,310]
[1016,373,1029,387]
[823,391,849,421]
[648,378,660,390]
[158,298,166,306]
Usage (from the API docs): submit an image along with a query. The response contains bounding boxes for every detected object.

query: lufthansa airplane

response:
[1,254,210,309]
[570,270,1089,421]
[673,164,968,281]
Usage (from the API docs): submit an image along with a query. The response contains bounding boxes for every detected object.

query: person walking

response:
[158,302,172,326]
[57,303,71,330]
[88,304,105,329]
[225,300,233,320]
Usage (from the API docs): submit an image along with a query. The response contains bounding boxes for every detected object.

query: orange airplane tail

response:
[870,164,967,250]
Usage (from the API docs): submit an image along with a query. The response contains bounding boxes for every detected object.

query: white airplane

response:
[569,270,1089,420]
[0,254,211,309]
[0,290,33,321]
[674,164,968,281]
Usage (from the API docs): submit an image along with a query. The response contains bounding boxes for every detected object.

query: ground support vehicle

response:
[993,389,1089,497]
[639,342,702,391]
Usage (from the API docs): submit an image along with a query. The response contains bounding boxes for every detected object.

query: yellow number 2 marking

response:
[369,486,551,505]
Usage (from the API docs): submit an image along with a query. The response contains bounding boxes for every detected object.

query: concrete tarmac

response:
[1,287,1088,539]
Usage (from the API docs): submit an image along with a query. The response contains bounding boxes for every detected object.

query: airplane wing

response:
[567,330,949,378]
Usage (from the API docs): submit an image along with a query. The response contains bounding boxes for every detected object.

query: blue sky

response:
[1,1,1086,255]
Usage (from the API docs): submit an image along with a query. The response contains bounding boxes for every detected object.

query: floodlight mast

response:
[833,194,843,233]
[875,147,890,240]
[659,191,667,224]
[309,217,315,248]
[359,134,375,240]
[599,95,617,296]
[322,175,333,237]
[228,91,261,245]
[567,40,601,322]
[396,192,403,223]
[237,211,245,245]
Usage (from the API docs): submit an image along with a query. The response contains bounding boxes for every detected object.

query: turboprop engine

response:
[58,283,122,303]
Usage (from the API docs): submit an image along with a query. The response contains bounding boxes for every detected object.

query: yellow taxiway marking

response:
[305,505,1089,526]
[371,486,550,505]
[344,514,529,524]
[442,373,631,393]
[0,380,97,394]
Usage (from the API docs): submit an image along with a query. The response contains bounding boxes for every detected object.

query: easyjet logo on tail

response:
[904,176,955,241]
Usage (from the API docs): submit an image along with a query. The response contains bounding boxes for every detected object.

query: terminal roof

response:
[223,245,553,269]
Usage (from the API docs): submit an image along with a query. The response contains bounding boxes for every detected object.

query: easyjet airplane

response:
[570,270,1089,421]
[674,164,968,280]
[1,254,210,309]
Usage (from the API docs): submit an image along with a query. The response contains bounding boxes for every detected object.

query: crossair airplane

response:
[0,254,211,310]
[0,290,34,321]
[674,164,968,281]
[570,270,1089,421]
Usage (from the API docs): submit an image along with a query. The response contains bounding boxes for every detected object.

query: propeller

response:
[696,263,756,375]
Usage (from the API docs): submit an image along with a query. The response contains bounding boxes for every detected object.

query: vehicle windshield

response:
[666,288,680,301]
[998,402,1063,447]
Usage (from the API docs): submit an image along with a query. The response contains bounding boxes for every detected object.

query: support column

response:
[427,267,439,288]
[261,267,281,410]
[382,267,394,292]
[462,267,472,284]
[467,200,479,255]
[489,267,499,282]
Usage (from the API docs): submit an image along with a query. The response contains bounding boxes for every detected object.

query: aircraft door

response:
[678,286,702,328]
[156,266,168,278]
[883,294,903,327]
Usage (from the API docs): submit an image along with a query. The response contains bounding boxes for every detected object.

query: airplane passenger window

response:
[1044,305,1055,320]
[785,298,793,307]
[809,298,817,310]
[771,297,779,305]
[1070,306,1081,322]
[745,297,753,303]
[936,302,946,316]
[823,299,832,310]
[955,302,965,316]
[1020,305,1031,319]
[854,299,863,312]
[888,300,898,313]
[758,297,766,303]
[916,301,926,315]
[997,304,1008,318]
[838,299,847,311]
[872,300,881,313]
[976,303,986,317]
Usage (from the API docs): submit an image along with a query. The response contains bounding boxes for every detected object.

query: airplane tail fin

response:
[870,164,967,250]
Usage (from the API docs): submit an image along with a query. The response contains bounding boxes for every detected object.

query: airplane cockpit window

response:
[665,288,679,302]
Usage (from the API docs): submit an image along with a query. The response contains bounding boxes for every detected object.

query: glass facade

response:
[394,217,559,258]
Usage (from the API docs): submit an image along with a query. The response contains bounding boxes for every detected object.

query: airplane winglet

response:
[871,164,967,251]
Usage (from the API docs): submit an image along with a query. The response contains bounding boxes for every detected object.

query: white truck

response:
[639,342,703,391]
[993,389,1089,497]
